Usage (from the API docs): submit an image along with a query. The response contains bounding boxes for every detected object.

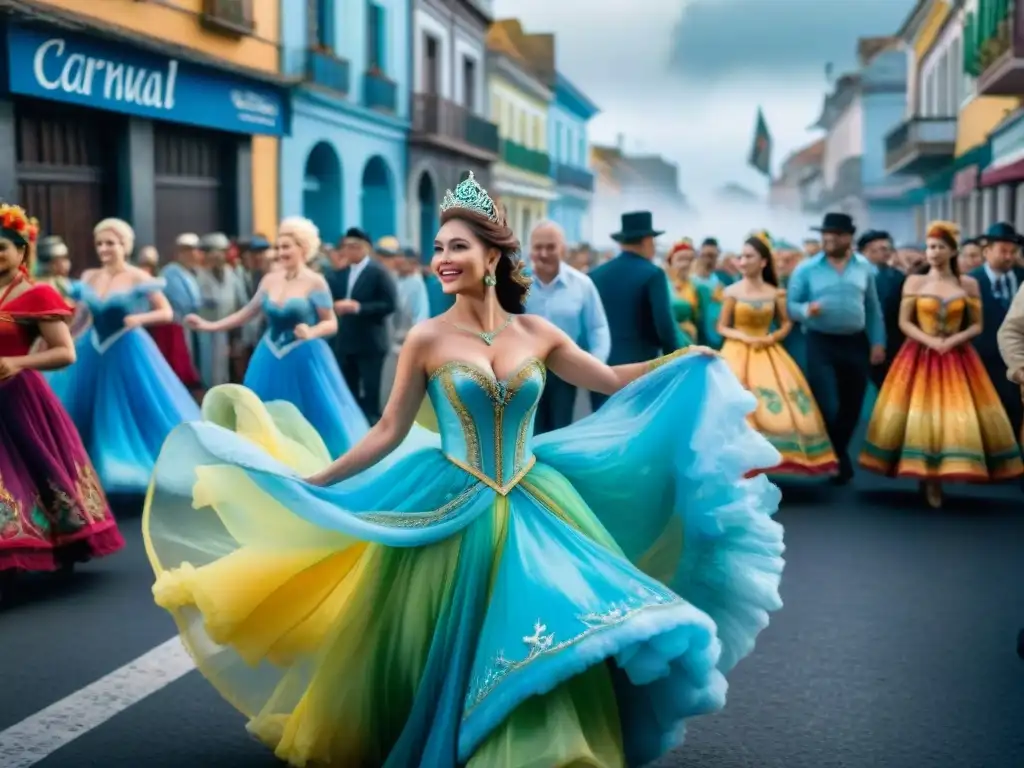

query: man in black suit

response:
[857,230,905,387]
[325,227,398,423]
[969,222,1024,437]
[588,211,679,411]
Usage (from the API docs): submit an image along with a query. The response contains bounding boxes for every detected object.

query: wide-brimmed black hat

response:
[812,212,856,234]
[981,221,1024,246]
[611,211,664,242]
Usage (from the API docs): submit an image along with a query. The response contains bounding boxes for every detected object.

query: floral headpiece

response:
[668,238,695,258]
[440,172,498,222]
[926,220,960,249]
[0,203,38,247]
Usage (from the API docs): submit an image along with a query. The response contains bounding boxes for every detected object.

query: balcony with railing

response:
[411,94,500,159]
[501,140,550,175]
[364,70,397,113]
[884,117,957,175]
[305,48,350,95]
[553,162,595,192]
[201,0,255,37]
[966,0,1024,95]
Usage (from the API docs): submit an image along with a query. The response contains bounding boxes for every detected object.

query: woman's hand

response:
[184,314,207,331]
[929,337,953,355]
[0,357,22,380]
[123,314,143,330]
[749,337,771,350]
[293,323,311,340]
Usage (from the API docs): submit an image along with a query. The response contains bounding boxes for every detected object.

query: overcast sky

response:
[492,0,917,209]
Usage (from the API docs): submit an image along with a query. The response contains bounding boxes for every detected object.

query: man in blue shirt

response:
[526,220,611,432]
[788,212,886,484]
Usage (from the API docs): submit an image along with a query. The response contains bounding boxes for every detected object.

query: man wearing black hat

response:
[326,227,398,423]
[857,230,905,387]
[788,212,886,484]
[971,222,1024,435]
[588,211,680,411]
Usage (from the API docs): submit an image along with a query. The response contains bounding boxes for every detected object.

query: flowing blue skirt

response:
[46,328,200,495]
[144,354,785,766]
[243,335,369,458]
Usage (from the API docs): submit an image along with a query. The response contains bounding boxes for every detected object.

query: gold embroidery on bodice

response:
[731,300,776,338]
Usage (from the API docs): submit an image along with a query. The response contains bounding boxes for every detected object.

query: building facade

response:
[770,138,824,211]
[486,21,555,239]
[547,74,598,245]
[279,0,410,246]
[814,39,918,243]
[589,143,686,247]
[970,0,1024,230]
[0,0,288,274]
[885,0,955,239]
[407,0,500,262]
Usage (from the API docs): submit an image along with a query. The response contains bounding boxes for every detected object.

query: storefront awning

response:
[952,166,980,197]
[981,157,1024,186]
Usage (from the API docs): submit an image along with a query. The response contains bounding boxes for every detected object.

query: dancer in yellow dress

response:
[860,221,1023,507]
[717,231,838,476]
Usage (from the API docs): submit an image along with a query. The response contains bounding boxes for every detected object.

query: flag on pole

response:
[748,108,773,177]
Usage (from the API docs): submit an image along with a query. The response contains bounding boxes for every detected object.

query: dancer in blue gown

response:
[46,218,200,495]
[143,174,786,767]
[185,216,368,458]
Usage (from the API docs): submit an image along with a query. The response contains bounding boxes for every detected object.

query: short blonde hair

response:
[94,218,135,255]
[278,216,321,262]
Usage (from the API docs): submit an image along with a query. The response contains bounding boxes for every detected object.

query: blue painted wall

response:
[547,76,597,245]
[279,0,410,244]
[863,48,916,238]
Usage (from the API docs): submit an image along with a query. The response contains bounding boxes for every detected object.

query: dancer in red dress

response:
[0,204,123,595]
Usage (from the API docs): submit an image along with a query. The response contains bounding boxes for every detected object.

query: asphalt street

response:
[1,466,1023,768]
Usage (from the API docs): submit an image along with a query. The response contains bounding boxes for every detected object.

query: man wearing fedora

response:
[972,222,1024,436]
[788,212,886,484]
[588,211,680,411]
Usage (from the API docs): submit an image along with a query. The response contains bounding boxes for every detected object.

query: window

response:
[423,35,439,93]
[555,124,562,160]
[367,2,386,72]
[462,57,476,111]
[313,0,334,48]
[579,136,586,167]
[518,113,527,144]
[937,53,949,115]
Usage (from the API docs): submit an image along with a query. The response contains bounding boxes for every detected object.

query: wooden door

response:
[15,99,111,276]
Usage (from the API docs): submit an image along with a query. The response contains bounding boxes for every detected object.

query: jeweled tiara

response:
[439,172,498,222]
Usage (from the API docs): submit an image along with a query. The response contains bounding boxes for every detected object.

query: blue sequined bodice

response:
[426,359,546,492]
[262,291,331,353]
[77,281,160,344]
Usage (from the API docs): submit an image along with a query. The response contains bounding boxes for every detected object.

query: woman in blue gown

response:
[46,218,200,496]
[184,216,368,458]
[143,174,786,767]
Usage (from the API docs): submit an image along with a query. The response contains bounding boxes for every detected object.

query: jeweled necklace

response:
[446,314,512,346]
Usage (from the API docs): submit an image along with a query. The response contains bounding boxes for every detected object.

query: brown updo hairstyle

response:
[744,231,779,286]
[439,204,532,314]
[922,220,960,276]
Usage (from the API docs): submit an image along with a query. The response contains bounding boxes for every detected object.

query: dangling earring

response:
[483,273,497,287]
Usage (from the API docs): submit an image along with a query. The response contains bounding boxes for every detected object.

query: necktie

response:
[998,275,1010,303]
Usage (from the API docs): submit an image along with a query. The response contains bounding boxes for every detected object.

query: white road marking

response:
[0,636,194,767]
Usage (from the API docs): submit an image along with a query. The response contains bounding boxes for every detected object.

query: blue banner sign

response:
[5,24,286,136]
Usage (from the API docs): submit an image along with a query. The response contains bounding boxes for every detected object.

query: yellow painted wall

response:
[955,95,1019,155]
[912,1,951,60]
[41,0,281,231]
[39,0,280,73]
[252,136,278,237]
